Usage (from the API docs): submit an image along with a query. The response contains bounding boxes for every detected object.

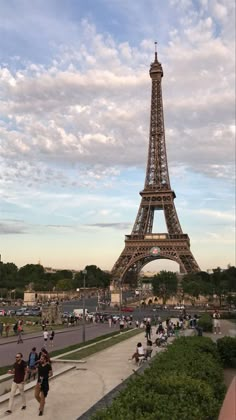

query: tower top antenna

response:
[154,41,158,61]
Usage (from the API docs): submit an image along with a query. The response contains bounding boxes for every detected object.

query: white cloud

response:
[0,1,235,270]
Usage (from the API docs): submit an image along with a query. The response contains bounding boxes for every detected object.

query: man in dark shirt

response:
[5,352,27,414]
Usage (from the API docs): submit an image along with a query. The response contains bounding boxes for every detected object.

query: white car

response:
[174,305,185,310]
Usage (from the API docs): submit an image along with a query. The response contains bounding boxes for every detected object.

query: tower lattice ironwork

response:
[111,46,200,300]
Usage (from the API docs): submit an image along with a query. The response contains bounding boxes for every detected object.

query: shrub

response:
[92,375,220,420]
[197,313,213,332]
[92,337,226,420]
[217,336,236,368]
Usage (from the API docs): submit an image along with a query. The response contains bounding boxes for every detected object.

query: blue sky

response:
[0,0,235,272]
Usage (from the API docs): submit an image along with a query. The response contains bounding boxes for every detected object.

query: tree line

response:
[0,262,111,299]
[151,266,236,307]
[0,261,235,306]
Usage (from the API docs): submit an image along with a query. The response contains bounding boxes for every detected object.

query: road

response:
[0,296,208,367]
[0,323,120,367]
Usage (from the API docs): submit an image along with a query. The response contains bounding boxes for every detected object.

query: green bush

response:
[93,375,220,420]
[217,336,236,367]
[92,337,226,420]
[197,313,213,332]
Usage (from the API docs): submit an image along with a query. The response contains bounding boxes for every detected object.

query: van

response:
[73,308,89,317]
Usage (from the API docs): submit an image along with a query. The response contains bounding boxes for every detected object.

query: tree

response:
[74,265,111,289]
[0,262,18,289]
[56,279,74,291]
[181,271,213,303]
[152,271,178,304]
[210,267,229,306]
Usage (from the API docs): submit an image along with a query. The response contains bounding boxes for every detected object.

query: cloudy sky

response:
[0,0,235,273]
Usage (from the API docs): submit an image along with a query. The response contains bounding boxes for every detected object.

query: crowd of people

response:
[1,307,223,416]
[129,310,222,365]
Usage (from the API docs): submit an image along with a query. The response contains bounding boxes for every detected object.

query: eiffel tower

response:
[110,44,200,306]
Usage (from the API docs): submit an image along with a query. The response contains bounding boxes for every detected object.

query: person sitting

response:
[145,339,153,359]
[131,342,145,363]
[156,322,164,334]
[155,331,168,347]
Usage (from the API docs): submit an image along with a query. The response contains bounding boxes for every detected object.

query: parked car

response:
[121,307,134,312]
[0,309,6,316]
[31,309,41,316]
[111,314,121,322]
[174,305,185,310]
[15,309,26,316]
[7,309,16,316]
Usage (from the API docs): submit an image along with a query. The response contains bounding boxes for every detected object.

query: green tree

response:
[210,267,229,306]
[56,278,74,291]
[152,271,178,304]
[74,265,111,289]
[181,271,213,304]
[18,264,45,290]
[0,262,18,289]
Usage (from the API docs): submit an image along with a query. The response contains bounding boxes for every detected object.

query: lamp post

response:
[82,269,87,343]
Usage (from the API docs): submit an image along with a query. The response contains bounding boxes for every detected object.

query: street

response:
[0,322,120,367]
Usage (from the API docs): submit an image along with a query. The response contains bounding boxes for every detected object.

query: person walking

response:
[35,353,53,416]
[213,309,221,334]
[145,321,152,340]
[43,329,49,347]
[49,329,55,348]
[17,323,23,344]
[0,322,3,336]
[5,323,10,337]
[27,347,39,381]
[5,352,27,415]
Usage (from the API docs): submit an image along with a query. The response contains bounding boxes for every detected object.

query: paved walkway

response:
[0,320,235,420]
[0,329,149,419]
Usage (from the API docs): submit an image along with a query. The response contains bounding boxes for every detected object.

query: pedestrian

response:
[13,322,18,335]
[0,322,3,336]
[119,318,125,331]
[49,329,55,348]
[145,321,152,340]
[5,352,27,415]
[38,347,51,362]
[213,309,221,334]
[35,353,53,416]
[5,323,10,337]
[43,329,49,347]
[27,347,39,381]
[108,316,112,328]
[17,323,23,344]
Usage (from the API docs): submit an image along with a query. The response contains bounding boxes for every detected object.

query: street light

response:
[82,269,87,343]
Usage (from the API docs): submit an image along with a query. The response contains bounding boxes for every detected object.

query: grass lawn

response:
[0,316,75,337]
[59,328,142,360]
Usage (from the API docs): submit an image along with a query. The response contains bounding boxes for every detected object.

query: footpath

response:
[0,320,235,420]
[0,323,192,420]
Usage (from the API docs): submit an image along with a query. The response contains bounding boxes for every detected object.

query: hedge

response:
[197,313,213,332]
[217,336,236,368]
[92,337,226,420]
